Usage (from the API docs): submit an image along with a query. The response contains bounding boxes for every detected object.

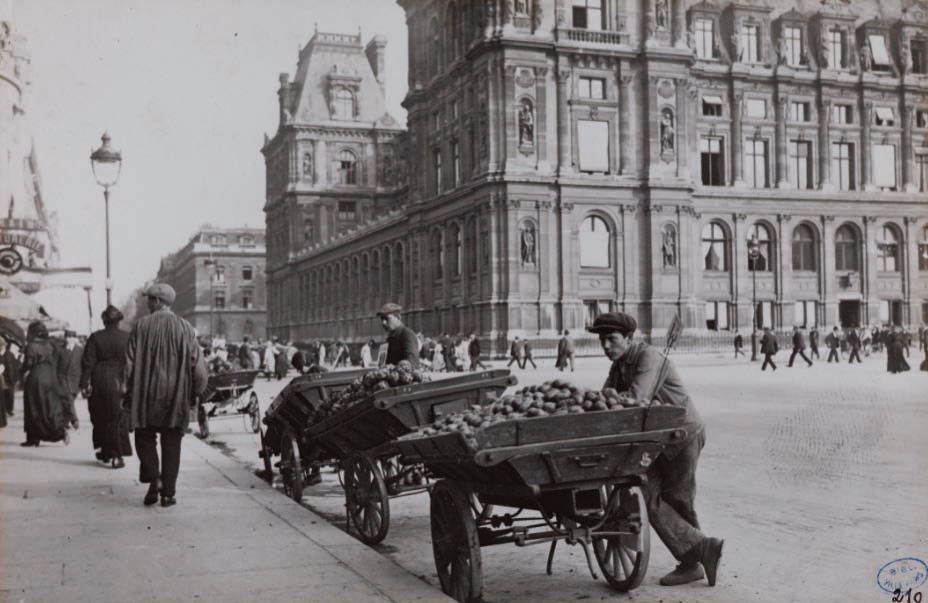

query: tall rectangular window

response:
[451,140,461,186]
[790,101,810,122]
[215,292,226,310]
[913,40,927,74]
[872,144,896,191]
[433,149,442,193]
[795,301,817,328]
[874,107,895,127]
[868,34,891,69]
[578,77,605,99]
[695,18,714,59]
[242,266,253,281]
[745,139,768,188]
[702,96,723,116]
[215,265,226,283]
[789,140,812,189]
[832,104,851,124]
[784,26,802,66]
[828,29,843,69]
[916,153,928,193]
[756,301,774,329]
[242,290,253,310]
[577,120,609,172]
[705,301,729,331]
[741,25,760,63]
[832,142,855,191]
[700,137,725,186]
[337,201,357,221]
[572,0,602,30]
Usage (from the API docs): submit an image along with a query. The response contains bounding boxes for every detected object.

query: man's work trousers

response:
[643,430,707,560]
[762,354,777,370]
[788,348,812,366]
[135,426,184,498]
[848,348,862,363]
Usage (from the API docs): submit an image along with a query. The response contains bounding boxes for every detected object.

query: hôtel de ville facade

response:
[262,0,928,352]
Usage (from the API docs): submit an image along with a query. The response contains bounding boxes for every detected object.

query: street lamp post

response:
[204,257,215,341]
[90,133,123,307]
[747,234,760,361]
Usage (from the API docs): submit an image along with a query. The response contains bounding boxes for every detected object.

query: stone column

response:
[819,100,832,190]
[903,106,916,192]
[903,217,919,323]
[556,65,571,176]
[675,78,688,178]
[777,214,791,316]
[776,94,788,188]
[862,216,878,323]
[861,101,873,191]
[620,71,636,175]
[733,213,746,327]
[671,0,685,47]
[820,215,835,326]
[731,92,744,186]
[487,57,501,172]
[534,66,548,165]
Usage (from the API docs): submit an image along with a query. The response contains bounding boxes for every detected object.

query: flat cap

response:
[377,302,403,318]
[144,283,176,305]
[586,312,637,335]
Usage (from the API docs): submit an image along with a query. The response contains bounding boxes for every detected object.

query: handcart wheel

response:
[591,485,650,592]
[244,391,261,433]
[343,452,390,545]
[381,457,400,496]
[280,431,303,502]
[430,480,482,603]
[197,402,209,438]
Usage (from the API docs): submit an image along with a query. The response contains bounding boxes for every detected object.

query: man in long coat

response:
[123,284,207,507]
[56,330,83,429]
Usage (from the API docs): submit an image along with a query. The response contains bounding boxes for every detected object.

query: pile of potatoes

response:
[405,379,658,451]
[306,360,428,427]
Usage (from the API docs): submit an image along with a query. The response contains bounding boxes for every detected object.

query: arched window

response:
[747,223,772,272]
[877,224,901,272]
[466,217,478,275]
[834,225,859,271]
[792,224,816,271]
[919,225,928,272]
[429,18,440,79]
[337,150,357,185]
[361,255,369,307]
[702,222,728,271]
[449,223,462,277]
[382,247,392,299]
[431,229,444,280]
[303,218,314,244]
[579,215,610,268]
[334,88,354,119]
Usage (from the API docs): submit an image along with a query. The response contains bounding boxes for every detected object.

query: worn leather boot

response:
[682,536,725,586]
[659,562,705,586]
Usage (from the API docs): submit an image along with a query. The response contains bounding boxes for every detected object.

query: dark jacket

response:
[467,338,481,358]
[760,332,779,355]
[792,329,806,350]
[386,325,420,366]
[80,325,130,419]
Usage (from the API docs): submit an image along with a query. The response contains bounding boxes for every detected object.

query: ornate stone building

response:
[155,227,267,341]
[265,1,928,351]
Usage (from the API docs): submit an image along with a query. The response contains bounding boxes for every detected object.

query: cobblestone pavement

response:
[205,352,928,603]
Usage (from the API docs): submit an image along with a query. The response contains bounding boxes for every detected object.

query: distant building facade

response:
[264,1,928,351]
[155,227,267,341]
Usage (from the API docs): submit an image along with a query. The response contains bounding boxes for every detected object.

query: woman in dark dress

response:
[80,306,132,468]
[886,326,911,374]
[20,321,70,446]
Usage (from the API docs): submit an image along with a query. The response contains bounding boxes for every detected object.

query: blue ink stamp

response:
[877,558,928,594]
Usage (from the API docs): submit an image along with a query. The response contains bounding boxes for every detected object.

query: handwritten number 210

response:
[893,589,923,603]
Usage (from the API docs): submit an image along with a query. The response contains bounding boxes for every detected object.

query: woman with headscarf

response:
[80,305,132,467]
[20,320,70,446]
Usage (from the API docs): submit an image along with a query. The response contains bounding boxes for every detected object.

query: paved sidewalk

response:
[0,399,452,603]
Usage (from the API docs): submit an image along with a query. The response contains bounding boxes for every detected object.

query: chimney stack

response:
[365,36,387,97]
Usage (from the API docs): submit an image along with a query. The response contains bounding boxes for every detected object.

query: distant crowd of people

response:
[732,324,925,374]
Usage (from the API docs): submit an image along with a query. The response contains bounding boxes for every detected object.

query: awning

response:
[0,275,69,334]
[703,95,723,104]
[874,107,894,122]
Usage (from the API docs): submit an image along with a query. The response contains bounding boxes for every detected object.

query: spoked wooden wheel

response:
[343,452,390,545]
[279,431,303,502]
[430,480,482,603]
[197,403,209,438]
[592,485,650,592]
[244,391,261,433]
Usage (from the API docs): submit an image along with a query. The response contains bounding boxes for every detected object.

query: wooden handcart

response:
[303,369,516,545]
[394,405,688,603]
[260,368,371,501]
[196,369,261,438]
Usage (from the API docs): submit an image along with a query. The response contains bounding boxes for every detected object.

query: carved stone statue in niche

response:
[662,225,677,268]
[514,0,527,15]
[655,0,668,30]
[518,100,534,146]
[859,42,872,71]
[521,224,536,264]
[302,151,313,181]
[660,108,675,154]
[820,25,830,68]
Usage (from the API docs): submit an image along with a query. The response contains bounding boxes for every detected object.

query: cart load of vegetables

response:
[401,378,660,451]
[305,360,429,427]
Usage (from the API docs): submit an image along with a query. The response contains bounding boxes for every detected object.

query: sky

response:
[10,0,408,319]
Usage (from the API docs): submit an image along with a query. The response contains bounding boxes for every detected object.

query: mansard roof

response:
[284,30,401,130]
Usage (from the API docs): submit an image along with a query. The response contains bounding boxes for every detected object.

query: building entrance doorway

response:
[839,300,861,328]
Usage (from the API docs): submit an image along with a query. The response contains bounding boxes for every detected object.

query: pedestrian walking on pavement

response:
[809,328,820,360]
[506,336,525,369]
[20,320,70,447]
[522,339,538,369]
[0,336,20,421]
[80,305,132,468]
[760,327,778,371]
[557,330,575,371]
[588,311,724,587]
[123,284,208,507]
[467,333,488,371]
[847,328,863,364]
[787,326,813,367]
[733,332,745,358]
[825,327,841,363]
[56,330,83,430]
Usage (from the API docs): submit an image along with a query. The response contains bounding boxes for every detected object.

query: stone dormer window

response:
[776,10,810,68]
[327,66,361,120]
[874,106,895,127]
